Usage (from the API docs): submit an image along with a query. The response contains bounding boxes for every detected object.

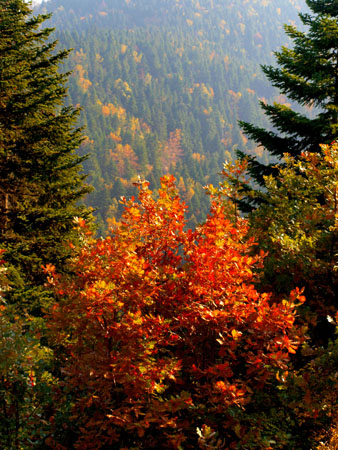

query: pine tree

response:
[239,0,338,186]
[0,0,91,313]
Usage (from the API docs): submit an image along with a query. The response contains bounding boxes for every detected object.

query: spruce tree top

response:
[239,0,338,187]
[0,0,91,314]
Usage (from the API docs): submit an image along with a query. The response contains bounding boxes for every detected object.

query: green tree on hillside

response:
[239,0,338,187]
[0,0,91,314]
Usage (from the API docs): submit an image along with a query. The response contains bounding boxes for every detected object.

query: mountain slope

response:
[36,0,307,231]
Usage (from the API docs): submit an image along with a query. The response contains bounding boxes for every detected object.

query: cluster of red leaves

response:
[47,175,305,449]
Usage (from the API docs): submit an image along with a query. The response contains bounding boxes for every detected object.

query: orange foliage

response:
[201,84,214,97]
[102,105,110,116]
[109,144,139,175]
[140,121,151,133]
[160,129,184,172]
[79,78,91,90]
[228,90,242,101]
[192,152,206,162]
[73,48,86,64]
[119,177,129,187]
[101,103,126,120]
[74,64,92,91]
[109,132,122,143]
[48,176,305,449]
[133,50,142,63]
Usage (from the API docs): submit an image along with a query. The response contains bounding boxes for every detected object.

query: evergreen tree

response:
[239,0,338,186]
[0,0,91,314]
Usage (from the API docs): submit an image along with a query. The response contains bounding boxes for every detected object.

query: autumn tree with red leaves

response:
[46,176,305,449]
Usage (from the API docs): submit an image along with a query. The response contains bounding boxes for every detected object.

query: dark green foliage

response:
[239,0,338,186]
[307,0,338,15]
[0,310,54,449]
[246,145,338,346]
[0,0,91,314]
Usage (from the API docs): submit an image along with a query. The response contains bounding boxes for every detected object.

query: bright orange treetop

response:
[46,175,305,449]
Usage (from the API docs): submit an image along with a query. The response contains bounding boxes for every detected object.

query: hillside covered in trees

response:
[2,1,338,449]
[36,0,308,230]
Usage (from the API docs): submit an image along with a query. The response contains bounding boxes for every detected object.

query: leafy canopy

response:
[46,175,305,449]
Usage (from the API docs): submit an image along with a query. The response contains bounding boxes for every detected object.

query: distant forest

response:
[35,0,308,230]
[3,2,338,449]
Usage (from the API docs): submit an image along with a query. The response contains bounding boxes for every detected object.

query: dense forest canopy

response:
[35,0,308,231]
[2,1,338,449]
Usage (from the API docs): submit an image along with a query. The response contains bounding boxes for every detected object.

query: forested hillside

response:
[36,0,307,230]
[2,1,338,448]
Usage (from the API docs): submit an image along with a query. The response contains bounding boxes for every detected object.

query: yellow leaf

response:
[231,329,241,340]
